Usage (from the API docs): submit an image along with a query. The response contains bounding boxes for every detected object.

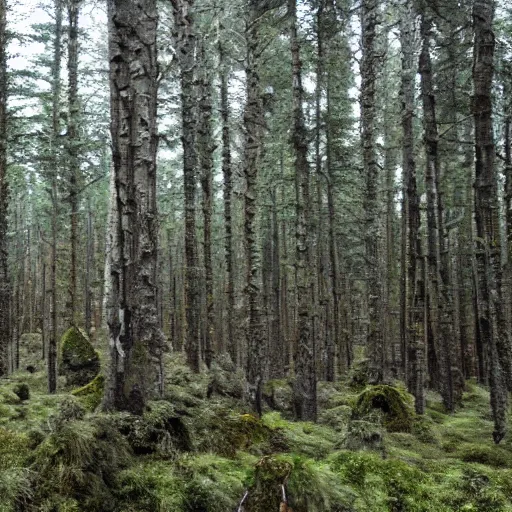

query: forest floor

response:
[1,340,512,511]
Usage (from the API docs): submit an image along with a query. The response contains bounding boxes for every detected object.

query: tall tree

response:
[472,0,509,443]
[103,0,164,412]
[172,0,201,373]
[197,43,215,369]
[48,0,63,394]
[361,0,383,382]
[0,0,9,376]
[67,0,81,327]
[418,6,460,411]
[244,0,266,414]
[290,0,316,421]
[400,0,425,413]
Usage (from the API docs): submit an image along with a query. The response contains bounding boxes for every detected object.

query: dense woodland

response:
[1,0,512,510]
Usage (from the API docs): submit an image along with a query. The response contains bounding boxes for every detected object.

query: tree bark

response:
[290,0,316,422]
[400,0,425,413]
[361,0,384,383]
[419,10,460,411]
[67,0,80,327]
[198,44,215,369]
[48,0,63,394]
[172,0,201,373]
[244,0,265,415]
[472,0,509,443]
[0,0,9,377]
[103,0,164,412]
[219,40,236,366]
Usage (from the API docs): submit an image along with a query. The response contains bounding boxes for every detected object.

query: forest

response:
[1,0,512,510]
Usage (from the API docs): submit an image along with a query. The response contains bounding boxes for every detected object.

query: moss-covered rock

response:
[60,327,100,387]
[353,385,415,433]
[72,373,104,411]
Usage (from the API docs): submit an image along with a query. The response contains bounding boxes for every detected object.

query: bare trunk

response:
[103,0,164,412]
[361,0,383,383]
[244,0,265,414]
[48,0,62,394]
[198,46,215,369]
[290,0,316,422]
[68,0,80,327]
[219,41,236,366]
[0,0,9,377]
[472,0,509,443]
[172,0,201,373]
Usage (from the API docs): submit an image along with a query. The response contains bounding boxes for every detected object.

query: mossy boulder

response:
[60,327,100,387]
[71,374,104,411]
[353,385,414,433]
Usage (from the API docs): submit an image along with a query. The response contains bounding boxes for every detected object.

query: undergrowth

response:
[0,352,512,511]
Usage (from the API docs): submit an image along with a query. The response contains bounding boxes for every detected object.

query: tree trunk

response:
[172,0,201,373]
[198,45,215,369]
[67,0,80,327]
[400,0,425,413]
[219,41,236,366]
[361,0,383,383]
[48,0,63,394]
[419,11,460,411]
[290,0,316,422]
[244,0,265,415]
[472,0,509,443]
[103,0,164,412]
[0,0,9,377]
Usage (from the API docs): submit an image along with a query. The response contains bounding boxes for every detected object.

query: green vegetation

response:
[1,356,512,511]
[60,327,100,387]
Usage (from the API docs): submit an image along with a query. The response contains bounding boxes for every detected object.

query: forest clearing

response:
[1,0,512,510]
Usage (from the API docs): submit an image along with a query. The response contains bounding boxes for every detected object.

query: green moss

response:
[31,414,131,511]
[353,385,415,433]
[60,327,100,387]
[456,443,510,468]
[261,412,337,459]
[114,400,191,457]
[72,373,104,411]
[117,460,186,511]
[192,404,271,457]
[179,453,250,512]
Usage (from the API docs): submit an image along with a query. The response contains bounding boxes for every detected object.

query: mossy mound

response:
[192,403,271,457]
[60,327,100,387]
[30,412,132,511]
[72,373,104,411]
[353,385,415,433]
[114,400,191,457]
[245,454,355,512]
[13,383,30,402]
[456,443,510,468]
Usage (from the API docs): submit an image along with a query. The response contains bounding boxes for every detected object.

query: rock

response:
[60,327,100,387]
